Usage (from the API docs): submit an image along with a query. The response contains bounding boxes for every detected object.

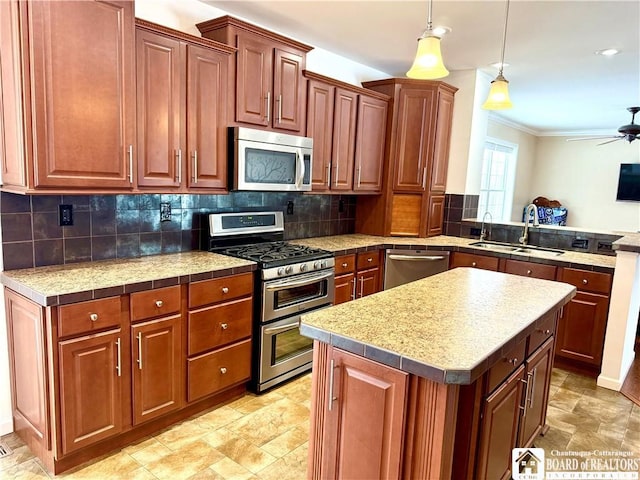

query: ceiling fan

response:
[567,106,640,145]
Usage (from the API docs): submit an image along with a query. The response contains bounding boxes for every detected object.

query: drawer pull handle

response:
[89,313,98,322]
[508,357,518,365]
[222,287,229,294]
[342,263,348,268]
[220,367,227,374]
[221,323,228,330]
[471,262,477,267]
[367,257,373,262]
[582,279,588,284]
[155,300,163,308]
[527,270,532,275]
[544,329,551,335]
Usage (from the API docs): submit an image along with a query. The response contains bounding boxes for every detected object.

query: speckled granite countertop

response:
[291,234,616,271]
[1,251,256,307]
[613,232,640,253]
[300,268,576,385]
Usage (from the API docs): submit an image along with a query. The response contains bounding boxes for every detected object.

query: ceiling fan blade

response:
[566,136,619,142]
[596,137,624,146]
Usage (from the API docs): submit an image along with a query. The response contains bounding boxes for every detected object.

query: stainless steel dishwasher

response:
[383,249,450,290]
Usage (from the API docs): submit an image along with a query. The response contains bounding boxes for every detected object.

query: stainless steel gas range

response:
[204,211,334,392]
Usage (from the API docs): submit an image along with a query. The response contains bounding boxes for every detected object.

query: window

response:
[478,139,518,222]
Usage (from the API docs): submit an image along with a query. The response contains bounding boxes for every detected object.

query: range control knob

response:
[313,261,320,269]
[320,260,327,268]
[300,264,308,272]
[285,265,293,274]
[277,267,285,276]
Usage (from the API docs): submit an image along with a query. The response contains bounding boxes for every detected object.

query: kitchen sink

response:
[470,241,564,257]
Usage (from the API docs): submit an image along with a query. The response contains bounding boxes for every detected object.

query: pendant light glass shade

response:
[482,74,513,109]
[482,0,513,110]
[407,33,449,79]
[407,0,449,80]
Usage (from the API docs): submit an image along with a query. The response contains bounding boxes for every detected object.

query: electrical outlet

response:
[286,201,294,215]
[59,204,73,226]
[160,202,171,222]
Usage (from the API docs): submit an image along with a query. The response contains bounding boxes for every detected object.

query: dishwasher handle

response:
[387,254,447,261]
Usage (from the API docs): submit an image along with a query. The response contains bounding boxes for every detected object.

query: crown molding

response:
[487,113,540,136]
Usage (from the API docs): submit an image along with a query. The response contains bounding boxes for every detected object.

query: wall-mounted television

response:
[616,163,640,201]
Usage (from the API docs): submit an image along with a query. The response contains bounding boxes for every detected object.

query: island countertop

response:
[300,267,576,384]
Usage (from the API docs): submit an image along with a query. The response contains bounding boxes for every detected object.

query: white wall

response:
[487,120,538,222]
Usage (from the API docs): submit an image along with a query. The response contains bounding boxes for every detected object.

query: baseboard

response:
[0,416,14,436]
[597,353,635,391]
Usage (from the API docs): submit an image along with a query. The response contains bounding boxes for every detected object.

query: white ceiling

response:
[202,0,640,136]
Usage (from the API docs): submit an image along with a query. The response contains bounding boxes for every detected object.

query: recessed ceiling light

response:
[596,48,620,56]
[490,62,510,69]
[432,25,451,36]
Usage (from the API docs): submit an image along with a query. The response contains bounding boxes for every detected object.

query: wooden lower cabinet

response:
[311,345,408,480]
[59,329,126,455]
[334,273,355,305]
[450,252,499,271]
[333,252,382,304]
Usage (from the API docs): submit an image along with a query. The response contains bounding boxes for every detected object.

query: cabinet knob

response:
[544,329,551,335]
[367,257,373,263]
[471,262,477,267]
[342,262,348,268]
[222,287,229,294]
[89,313,98,322]
[508,357,518,365]
[220,367,227,374]
[582,279,588,285]
[221,323,228,330]
[155,300,163,308]
[526,270,532,275]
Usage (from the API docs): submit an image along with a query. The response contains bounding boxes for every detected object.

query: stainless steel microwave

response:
[230,127,313,192]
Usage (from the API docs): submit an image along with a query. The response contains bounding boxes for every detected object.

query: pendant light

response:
[482,0,513,109]
[406,0,449,79]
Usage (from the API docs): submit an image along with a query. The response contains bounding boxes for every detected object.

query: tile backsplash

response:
[0,192,356,270]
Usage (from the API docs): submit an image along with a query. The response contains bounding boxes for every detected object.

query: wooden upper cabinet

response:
[331,88,358,191]
[393,87,436,192]
[306,79,335,191]
[430,89,455,193]
[135,20,233,192]
[354,95,387,192]
[197,16,312,133]
[1,0,136,192]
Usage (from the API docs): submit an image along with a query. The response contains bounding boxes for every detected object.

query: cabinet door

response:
[59,329,124,454]
[426,194,445,237]
[132,315,182,425]
[331,88,357,191]
[356,267,380,298]
[354,95,387,192]
[519,337,554,448]
[235,34,272,126]
[430,89,454,193]
[187,43,230,189]
[136,29,184,188]
[334,273,355,305]
[272,48,304,132]
[28,1,135,189]
[306,80,335,191]
[322,348,408,480]
[556,291,609,366]
[393,87,435,192]
[476,364,525,480]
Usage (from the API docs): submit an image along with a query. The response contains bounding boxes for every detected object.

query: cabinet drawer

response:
[335,254,356,275]
[187,339,251,402]
[356,251,379,270]
[486,339,526,393]
[189,272,253,309]
[188,297,252,356]
[58,297,122,337]
[450,252,499,271]
[503,260,557,280]
[560,268,612,295]
[131,285,181,322]
[528,314,556,355]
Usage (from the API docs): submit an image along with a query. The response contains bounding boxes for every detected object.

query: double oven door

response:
[257,268,334,391]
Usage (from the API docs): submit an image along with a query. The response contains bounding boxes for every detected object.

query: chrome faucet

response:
[480,211,492,242]
[519,203,539,245]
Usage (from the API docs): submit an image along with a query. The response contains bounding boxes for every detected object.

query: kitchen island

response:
[300,267,576,480]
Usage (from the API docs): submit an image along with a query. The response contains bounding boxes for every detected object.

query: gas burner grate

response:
[0,441,12,458]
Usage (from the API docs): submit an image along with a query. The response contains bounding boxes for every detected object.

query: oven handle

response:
[264,322,300,335]
[388,254,447,261]
[265,270,334,291]
[295,150,305,188]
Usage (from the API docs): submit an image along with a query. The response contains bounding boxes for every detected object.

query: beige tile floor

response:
[1,368,638,479]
